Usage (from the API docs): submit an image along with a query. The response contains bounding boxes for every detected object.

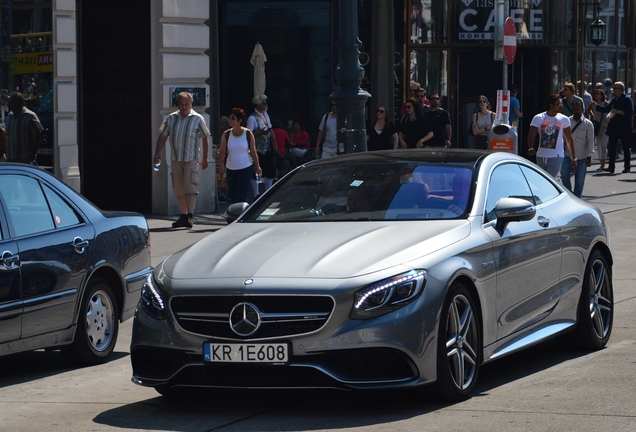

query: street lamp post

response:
[579,0,606,96]
[331,0,371,154]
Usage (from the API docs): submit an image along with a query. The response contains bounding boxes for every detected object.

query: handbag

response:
[593,120,600,136]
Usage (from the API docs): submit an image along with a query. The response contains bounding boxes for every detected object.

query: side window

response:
[519,166,561,205]
[485,164,534,222]
[0,175,54,237]
[43,184,81,228]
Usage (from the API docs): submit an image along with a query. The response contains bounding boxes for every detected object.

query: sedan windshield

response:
[244,161,474,222]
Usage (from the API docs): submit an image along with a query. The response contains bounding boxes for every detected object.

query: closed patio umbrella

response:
[250,42,267,97]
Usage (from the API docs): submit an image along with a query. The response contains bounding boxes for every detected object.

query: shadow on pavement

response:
[92,339,590,431]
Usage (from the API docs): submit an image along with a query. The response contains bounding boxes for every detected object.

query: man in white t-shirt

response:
[316,99,338,158]
[527,94,576,179]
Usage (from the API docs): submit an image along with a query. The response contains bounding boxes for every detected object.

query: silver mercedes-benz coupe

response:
[131,149,613,401]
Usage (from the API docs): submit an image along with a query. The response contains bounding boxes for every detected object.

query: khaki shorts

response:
[171,160,199,196]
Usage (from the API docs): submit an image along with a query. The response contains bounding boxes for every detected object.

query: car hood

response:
[162,221,470,280]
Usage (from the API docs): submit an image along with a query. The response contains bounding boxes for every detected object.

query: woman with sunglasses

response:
[366,106,397,151]
[587,89,610,171]
[471,95,495,149]
[218,108,261,203]
[398,97,433,149]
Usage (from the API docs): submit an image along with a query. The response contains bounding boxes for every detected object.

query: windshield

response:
[243,161,474,222]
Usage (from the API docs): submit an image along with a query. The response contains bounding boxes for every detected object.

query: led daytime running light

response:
[355,271,422,309]
[145,274,165,310]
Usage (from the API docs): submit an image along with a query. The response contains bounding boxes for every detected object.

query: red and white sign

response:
[503,17,517,65]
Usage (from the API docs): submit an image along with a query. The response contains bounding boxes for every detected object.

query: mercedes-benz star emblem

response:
[229,302,261,336]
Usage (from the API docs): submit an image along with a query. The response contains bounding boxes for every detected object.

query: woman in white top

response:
[471,95,495,150]
[218,107,261,203]
[587,88,610,171]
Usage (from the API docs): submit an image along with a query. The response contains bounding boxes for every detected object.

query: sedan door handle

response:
[1,250,19,268]
[72,237,89,254]
[537,216,550,227]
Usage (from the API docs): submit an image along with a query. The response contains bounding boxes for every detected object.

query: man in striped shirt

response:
[5,92,43,164]
[154,92,210,229]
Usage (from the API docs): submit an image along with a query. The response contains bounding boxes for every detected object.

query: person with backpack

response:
[398,97,433,148]
[315,99,339,158]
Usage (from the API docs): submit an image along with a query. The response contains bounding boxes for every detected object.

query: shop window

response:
[409,0,446,45]
[408,49,448,103]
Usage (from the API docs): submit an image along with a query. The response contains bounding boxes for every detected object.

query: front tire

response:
[566,250,613,350]
[432,283,481,402]
[62,277,119,366]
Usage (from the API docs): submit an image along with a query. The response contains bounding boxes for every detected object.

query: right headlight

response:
[350,270,426,320]
[140,273,166,320]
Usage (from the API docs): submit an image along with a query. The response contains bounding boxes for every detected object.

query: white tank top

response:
[226,128,253,170]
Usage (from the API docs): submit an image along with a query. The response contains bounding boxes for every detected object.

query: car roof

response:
[308,148,491,166]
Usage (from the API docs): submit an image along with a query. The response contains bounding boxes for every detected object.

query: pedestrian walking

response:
[560,82,585,117]
[217,107,261,204]
[4,91,43,164]
[591,81,633,174]
[366,105,397,151]
[561,99,594,198]
[153,91,210,229]
[246,94,279,196]
[588,88,610,171]
[423,92,452,147]
[527,94,577,179]
[316,99,339,158]
[399,97,433,148]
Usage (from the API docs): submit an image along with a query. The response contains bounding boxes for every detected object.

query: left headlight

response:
[350,270,426,320]
[140,273,166,320]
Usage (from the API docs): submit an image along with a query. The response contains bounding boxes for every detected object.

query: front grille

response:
[170,295,335,339]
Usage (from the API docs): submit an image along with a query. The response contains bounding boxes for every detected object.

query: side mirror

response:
[224,202,250,224]
[494,197,536,231]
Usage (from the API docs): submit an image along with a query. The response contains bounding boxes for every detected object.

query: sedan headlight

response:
[351,270,426,320]
[140,273,166,320]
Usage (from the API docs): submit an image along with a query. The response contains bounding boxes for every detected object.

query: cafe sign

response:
[458,0,544,42]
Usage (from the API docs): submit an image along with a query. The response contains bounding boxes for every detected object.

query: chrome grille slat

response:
[170,295,335,340]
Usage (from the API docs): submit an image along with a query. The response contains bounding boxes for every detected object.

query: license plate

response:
[203,342,288,363]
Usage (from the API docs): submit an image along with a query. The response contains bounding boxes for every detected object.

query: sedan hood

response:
[162,221,470,280]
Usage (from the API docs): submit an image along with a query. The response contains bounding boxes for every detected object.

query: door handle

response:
[72,237,89,254]
[537,216,550,227]
[1,250,19,268]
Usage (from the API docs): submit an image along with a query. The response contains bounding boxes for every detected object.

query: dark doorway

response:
[77,1,151,212]
[454,47,551,153]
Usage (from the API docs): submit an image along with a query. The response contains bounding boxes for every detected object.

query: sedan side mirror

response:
[494,197,536,231]
[224,202,250,224]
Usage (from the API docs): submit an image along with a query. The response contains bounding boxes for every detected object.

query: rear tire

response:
[560,250,613,350]
[62,277,119,366]
[432,283,481,402]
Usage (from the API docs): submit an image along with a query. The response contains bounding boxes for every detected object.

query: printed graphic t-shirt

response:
[530,112,571,159]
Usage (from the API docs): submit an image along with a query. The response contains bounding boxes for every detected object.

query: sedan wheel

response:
[567,250,613,350]
[433,283,481,402]
[62,277,119,366]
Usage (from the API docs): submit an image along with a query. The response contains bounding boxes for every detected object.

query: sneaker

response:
[187,216,194,228]
[172,215,190,228]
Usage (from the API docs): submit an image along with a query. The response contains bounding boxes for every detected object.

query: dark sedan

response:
[0,163,152,365]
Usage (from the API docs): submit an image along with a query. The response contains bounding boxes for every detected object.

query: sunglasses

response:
[405,105,413,109]
[229,116,237,120]
[431,97,440,100]
[377,109,385,113]
[416,95,425,98]
[613,87,622,90]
